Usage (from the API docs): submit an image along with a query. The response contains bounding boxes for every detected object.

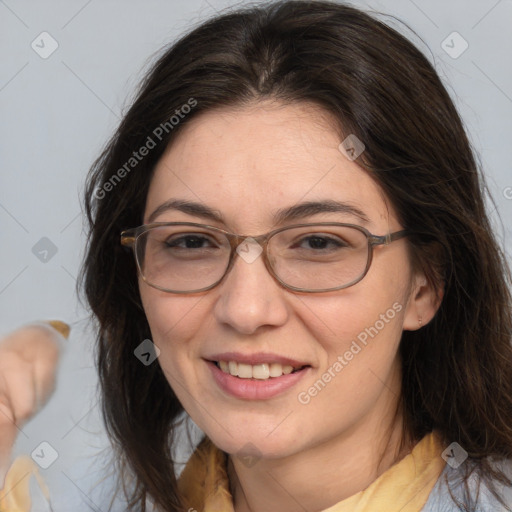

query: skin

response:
[0,324,61,489]
[140,100,441,512]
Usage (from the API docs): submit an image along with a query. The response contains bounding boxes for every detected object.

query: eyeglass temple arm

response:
[120,231,136,248]
[370,229,409,246]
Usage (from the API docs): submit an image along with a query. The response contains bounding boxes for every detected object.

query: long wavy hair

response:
[79,1,512,510]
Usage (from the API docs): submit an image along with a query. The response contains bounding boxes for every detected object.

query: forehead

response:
[144,100,392,231]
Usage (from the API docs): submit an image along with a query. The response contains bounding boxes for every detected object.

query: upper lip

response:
[206,352,310,368]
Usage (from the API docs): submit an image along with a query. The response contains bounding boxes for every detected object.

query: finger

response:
[0,321,67,363]
[33,354,58,412]
[1,361,37,425]
[26,322,65,410]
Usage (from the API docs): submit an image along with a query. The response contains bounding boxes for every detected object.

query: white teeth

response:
[228,361,238,376]
[282,365,294,375]
[269,363,284,377]
[252,364,270,380]
[237,363,253,378]
[216,361,303,379]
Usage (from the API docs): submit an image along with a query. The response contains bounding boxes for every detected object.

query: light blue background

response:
[1,0,511,509]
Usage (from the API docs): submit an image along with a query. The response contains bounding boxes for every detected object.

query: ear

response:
[402,271,444,331]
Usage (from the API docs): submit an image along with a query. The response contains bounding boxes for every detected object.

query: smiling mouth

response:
[211,360,310,380]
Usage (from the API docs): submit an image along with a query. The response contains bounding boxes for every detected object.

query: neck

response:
[228,384,415,512]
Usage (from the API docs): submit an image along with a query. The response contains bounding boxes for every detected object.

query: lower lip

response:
[206,360,310,400]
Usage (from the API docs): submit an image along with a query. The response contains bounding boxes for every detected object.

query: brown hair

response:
[79,1,512,510]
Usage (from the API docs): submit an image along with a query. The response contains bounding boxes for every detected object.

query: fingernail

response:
[45,321,71,339]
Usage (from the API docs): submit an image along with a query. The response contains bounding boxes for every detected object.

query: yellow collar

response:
[178,431,446,512]
[0,456,51,512]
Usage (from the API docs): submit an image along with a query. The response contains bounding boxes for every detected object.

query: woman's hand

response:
[0,322,68,489]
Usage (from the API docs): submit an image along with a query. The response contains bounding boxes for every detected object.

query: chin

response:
[204,420,302,459]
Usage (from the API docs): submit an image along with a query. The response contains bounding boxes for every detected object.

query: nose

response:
[212,248,290,335]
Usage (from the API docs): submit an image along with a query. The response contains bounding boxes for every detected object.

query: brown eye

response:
[165,234,217,249]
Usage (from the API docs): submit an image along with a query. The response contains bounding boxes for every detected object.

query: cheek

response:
[296,286,406,358]
[291,262,410,407]
[293,295,406,426]
[139,284,209,363]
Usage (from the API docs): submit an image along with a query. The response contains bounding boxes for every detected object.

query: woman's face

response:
[140,100,426,459]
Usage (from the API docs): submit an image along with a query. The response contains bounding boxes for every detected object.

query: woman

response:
[2,1,511,510]
[80,1,512,510]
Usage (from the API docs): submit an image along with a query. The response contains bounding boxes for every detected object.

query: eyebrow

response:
[147,198,371,225]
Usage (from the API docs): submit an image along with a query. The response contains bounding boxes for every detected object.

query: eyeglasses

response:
[120,222,409,294]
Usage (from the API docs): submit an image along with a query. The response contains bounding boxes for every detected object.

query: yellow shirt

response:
[0,456,51,512]
[0,430,446,511]
[178,431,447,512]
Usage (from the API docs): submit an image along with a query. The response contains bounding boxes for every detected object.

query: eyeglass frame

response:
[120,221,409,294]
